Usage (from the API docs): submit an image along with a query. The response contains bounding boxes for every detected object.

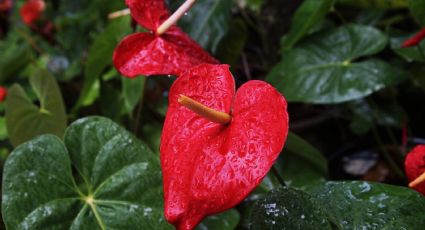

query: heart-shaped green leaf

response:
[5,69,67,147]
[249,187,332,230]
[281,0,334,51]
[2,116,172,229]
[307,181,425,229]
[268,24,404,104]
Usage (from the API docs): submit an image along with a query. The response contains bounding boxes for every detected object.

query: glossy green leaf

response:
[177,0,233,54]
[2,116,172,229]
[122,77,146,114]
[196,209,240,230]
[249,187,331,230]
[281,0,334,51]
[5,69,67,147]
[408,0,425,26]
[268,24,403,104]
[307,181,425,229]
[75,16,132,110]
[336,0,408,8]
[279,132,328,187]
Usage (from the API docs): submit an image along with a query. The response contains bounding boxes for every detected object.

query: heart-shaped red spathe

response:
[20,0,45,26]
[160,64,289,229]
[405,145,425,195]
[113,0,218,78]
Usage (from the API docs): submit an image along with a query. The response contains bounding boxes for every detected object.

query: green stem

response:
[271,164,286,187]
[371,125,405,179]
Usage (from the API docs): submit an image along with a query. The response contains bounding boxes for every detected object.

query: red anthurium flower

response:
[0,86,7,102]
[160,64,289,229]
[113,0,218,78]
[0,0,12,12]
[20,0,45,26]
[405,145,425,195]
[401,28,425,48]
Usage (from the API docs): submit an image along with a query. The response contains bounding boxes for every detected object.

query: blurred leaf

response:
[391,34,425,62]
[142,121,163,153]
[2,117,172,229]
[279,132,328,187]
[268,24,404,104]
[336,0,408,8]
[122,77,146,114]
[354,10,386,26]
[349,99,406,135]
[250,187,331,230]
[0,117,7,140]
[306,181,425,229]
[237,0,265,12]
[177,0,233,54]
[408,0,425,26]
[100,84,124,122]
[216,19,248,67]
[196,209,240,230]
[75,16,132,110]
[0,33,33,83]
[5,69,67,147]
[281,0,334,51]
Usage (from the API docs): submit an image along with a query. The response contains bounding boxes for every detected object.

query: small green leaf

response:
[0,33,33,83]
[196,209,240,230]
[177,0,233,54]
[5,69,67,147]
[268,24,403,104]
[249,187,331,230]
[408,0,425,26]
[2,117,172,229]
[122,77,146,114]
[281,0,334,51]
[75,16,132,110]
[306,181,425,229]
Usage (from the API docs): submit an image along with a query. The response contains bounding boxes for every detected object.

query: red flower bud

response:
[113,0,218,78]
[0,86,7,102]
[405,145,425,195]
[401,28,425,48]
[19,0,45,26]
[160,64,289,229]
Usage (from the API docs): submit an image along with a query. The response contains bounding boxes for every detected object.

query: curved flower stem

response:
[409,171,425,188]
[178,94,231,124]
[156,0,196,35]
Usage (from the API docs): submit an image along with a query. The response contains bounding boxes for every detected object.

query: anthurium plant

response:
[1,0,425,229]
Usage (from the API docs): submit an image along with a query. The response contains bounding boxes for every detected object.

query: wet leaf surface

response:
[2,116,172,229]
